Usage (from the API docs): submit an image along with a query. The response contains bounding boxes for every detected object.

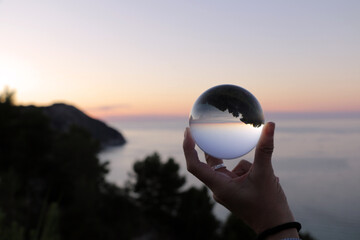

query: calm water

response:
[99,113,360,240]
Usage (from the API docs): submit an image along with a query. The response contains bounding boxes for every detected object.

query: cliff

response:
[22,103,126,148]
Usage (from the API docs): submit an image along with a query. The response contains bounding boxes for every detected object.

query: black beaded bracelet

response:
[256,222,302,240]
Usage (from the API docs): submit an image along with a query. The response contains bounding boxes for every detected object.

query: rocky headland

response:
[21,103,126,148]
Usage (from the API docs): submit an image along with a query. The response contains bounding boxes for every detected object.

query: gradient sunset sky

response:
[1,1,359,119]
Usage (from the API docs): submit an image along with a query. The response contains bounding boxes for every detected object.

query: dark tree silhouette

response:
[176,186,220,240]
[0,90,137,240]
[221,213,256,240]
[130,153,186,218]
[196,85,264,127]
[0,89,317,240]
[128,153,220,239]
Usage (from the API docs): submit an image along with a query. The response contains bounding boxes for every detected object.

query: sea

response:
[98,113,360,240]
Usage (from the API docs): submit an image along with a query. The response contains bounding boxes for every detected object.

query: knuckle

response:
[186,163,196,174]
[259,144,274,155]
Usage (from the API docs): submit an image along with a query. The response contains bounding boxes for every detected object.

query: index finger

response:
[183,128,221,188]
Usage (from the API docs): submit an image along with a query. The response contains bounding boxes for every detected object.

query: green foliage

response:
[0,208,25,240]
[0,87,15,105]
[176,186,220,240]
[131,153,185,217]
[0,90,119,240]
[128,153,220,239]
[0,202,60,240]
[34,202,61,240]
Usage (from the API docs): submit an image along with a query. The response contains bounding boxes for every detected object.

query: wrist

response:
[256,222,301,240]
[249,198,296,234]
[253,210,295,234]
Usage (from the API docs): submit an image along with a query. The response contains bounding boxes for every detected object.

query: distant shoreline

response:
[99,111,360,122]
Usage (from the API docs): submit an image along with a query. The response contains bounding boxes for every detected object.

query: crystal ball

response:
[189,84,264,159]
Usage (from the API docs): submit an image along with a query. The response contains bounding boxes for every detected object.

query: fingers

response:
[183,128,201,173]
[183,128,218,188]
[232,159,252,176]
[205,153,223,168]
[253,122,275,176]
[205,153,238,178]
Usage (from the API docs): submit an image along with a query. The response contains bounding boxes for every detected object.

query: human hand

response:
[183,122,299,238]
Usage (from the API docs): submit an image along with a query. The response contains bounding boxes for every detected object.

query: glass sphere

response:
[189,84,264,159]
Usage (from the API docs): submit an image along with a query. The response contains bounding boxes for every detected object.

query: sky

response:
[1,0,359,119]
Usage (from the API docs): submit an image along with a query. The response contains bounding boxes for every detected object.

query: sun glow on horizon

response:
[0,57,40,102]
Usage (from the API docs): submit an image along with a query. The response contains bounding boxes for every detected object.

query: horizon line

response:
[96,110,360,121]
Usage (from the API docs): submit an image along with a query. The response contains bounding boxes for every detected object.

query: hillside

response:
[21,103,126,148]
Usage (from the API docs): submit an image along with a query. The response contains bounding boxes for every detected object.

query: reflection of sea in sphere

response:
[189,84,264,159]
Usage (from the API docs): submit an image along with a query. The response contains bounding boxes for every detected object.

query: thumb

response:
[253,122,275,176]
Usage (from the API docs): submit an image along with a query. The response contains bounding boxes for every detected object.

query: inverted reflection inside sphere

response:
[189,84,264,159]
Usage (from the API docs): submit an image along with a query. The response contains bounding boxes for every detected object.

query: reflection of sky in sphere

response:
[189,84,264,159]
[190,122,263,159]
